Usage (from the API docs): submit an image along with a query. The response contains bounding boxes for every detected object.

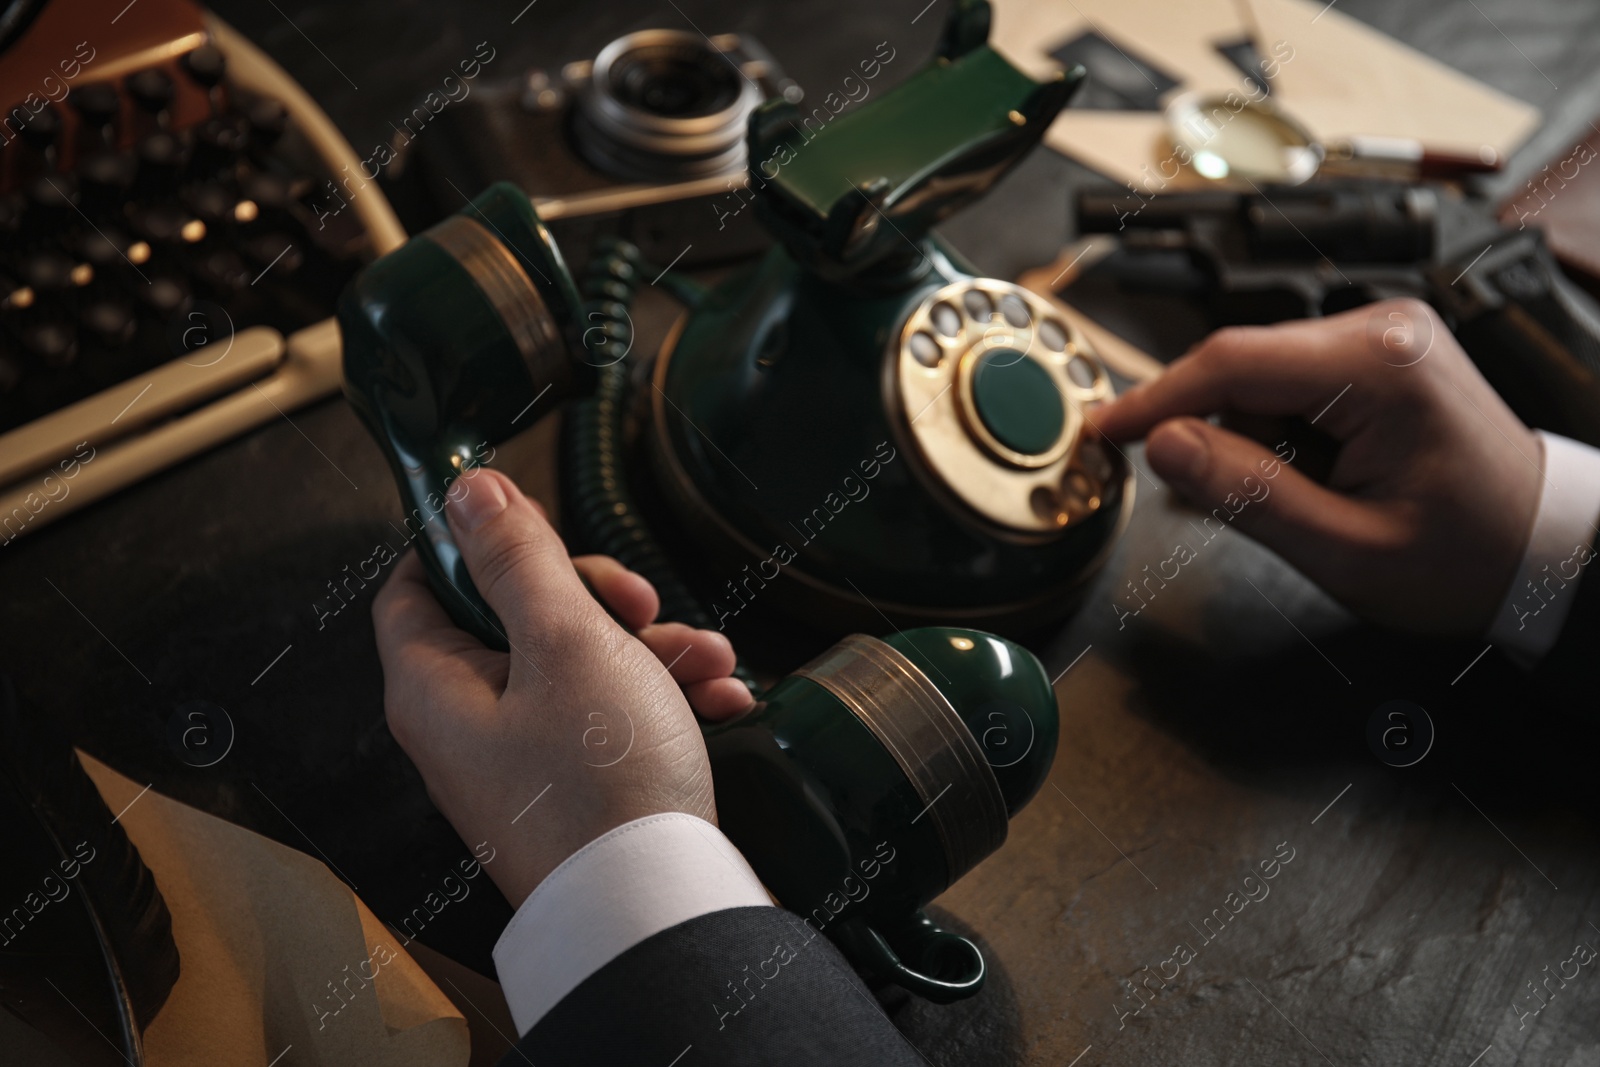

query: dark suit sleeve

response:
[496,906,926,1066]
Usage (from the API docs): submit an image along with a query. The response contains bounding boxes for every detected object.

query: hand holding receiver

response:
[1093,299,1544,635]
[371,468,747,907]
[373,471,1063,1005]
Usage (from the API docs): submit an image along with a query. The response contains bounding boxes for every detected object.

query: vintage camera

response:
[403,29,801,265]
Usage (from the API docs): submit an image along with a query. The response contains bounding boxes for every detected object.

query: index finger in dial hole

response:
[1093,319,1375,442]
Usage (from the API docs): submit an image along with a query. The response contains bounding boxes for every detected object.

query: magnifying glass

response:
[1164,91,1502,185]
[1164,91,1323,185]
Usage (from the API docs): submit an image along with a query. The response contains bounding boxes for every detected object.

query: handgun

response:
[1074,181,1600,447]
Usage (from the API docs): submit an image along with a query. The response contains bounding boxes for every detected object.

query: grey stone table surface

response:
[5,1,1600,1064]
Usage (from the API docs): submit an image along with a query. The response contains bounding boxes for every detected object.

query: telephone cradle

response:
[339,0,1128,1002]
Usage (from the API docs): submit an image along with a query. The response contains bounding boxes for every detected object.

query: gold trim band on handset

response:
[420,215,567,389]
[794,633,1009,889]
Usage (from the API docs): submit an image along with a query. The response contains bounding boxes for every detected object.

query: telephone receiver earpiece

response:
[339,181,593,649]
[339,187,1061,1003]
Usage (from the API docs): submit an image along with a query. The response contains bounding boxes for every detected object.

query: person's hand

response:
[371,467,753,908]
[1092,299,1544,636]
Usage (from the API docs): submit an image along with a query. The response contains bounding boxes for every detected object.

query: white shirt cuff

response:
[491,811,772,1036]
[1486,431,1600,660]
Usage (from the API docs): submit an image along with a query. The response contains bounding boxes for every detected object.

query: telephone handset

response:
[338,0,1108,1001]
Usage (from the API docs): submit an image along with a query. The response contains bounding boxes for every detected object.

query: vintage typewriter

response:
[0,0,403,540]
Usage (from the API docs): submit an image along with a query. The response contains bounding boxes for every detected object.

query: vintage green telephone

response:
[340,0,1117,1001]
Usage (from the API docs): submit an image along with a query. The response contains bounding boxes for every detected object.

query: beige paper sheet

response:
[989,0,1541,188]
[991,0,1251,92]
[1244,0,1539,154]
[79,754,470,1067]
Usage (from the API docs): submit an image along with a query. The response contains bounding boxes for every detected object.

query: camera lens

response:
[611,41,741,119]
[575,30,760,182]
